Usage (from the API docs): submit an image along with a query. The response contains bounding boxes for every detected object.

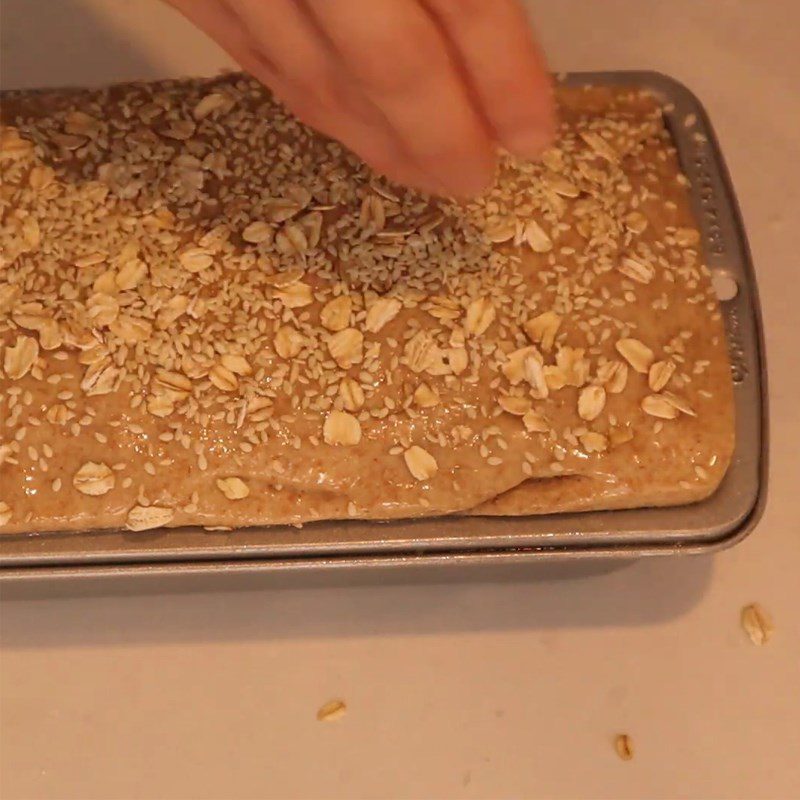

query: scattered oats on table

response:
[740,602,774,646]
[316,699,347,722]
[614,733,634,761]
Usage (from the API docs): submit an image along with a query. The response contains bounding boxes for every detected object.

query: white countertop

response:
[1,1,799,798]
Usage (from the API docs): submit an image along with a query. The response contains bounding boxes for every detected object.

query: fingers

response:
[423,0,556,159]
[167,0,436,192]
[264,79,449,194]
[168,0,550,196]
[228,0,340,108]
[234,0,449,191]
[304,0,496,196]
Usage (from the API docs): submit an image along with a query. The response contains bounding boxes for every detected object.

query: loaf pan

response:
[0,71,768,580]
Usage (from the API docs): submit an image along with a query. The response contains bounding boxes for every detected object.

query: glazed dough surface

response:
[0,76,734,534]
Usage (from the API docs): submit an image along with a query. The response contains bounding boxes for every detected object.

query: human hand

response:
[167,0,555,196]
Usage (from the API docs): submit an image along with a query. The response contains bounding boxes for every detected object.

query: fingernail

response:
[503,122,554,160]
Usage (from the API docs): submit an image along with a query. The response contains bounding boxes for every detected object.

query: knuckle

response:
[428,0,489,25]
[281,67,341,115]
[337,23,442,95]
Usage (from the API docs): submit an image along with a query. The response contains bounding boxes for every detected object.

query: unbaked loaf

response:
[0,75,734,534]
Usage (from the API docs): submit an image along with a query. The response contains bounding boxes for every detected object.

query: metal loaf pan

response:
[0,71,768,580]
